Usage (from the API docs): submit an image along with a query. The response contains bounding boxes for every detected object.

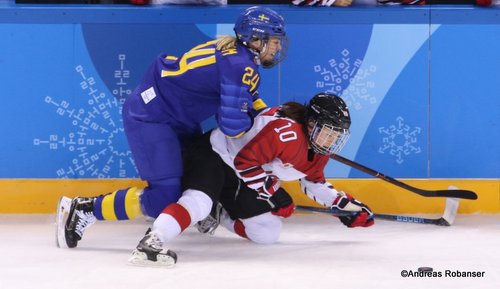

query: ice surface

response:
[0,213,499,289]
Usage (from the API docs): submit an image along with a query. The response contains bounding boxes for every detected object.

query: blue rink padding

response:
[0,1,498,179]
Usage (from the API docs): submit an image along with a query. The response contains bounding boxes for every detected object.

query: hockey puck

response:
[418,267,433,272]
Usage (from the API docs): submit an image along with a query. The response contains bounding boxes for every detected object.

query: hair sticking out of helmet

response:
[234,6,288,68]
[306,93,351,155]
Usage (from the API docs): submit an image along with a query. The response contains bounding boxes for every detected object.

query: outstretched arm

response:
[300,178,374,227]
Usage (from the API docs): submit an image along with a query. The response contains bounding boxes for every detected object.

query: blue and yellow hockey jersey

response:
[126,39,267,139]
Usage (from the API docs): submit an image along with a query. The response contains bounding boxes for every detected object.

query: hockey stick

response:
[296,196,459,226]
[331,154,477,200]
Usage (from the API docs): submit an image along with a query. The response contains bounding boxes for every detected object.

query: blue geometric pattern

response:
[0,7,498,179]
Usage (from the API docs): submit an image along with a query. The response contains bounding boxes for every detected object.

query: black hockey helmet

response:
[306,93,351,155]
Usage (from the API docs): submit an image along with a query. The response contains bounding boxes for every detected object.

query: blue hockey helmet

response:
[234,6,288,68]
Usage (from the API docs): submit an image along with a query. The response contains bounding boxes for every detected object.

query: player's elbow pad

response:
[300,178,340,207]
[218,83,254,137]
[217,112,252,138]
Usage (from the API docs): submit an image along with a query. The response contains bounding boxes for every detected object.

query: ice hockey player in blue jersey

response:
[55,6,289,249]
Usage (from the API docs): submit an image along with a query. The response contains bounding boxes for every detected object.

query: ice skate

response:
[128,229,177,268]
[195,202,223,235]
[55,196,96,248]
[55,196,71,248]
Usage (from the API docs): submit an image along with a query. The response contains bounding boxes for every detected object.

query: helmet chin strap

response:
[258,40,272,62]
[259,41,269,58]
[243,38,273,67]
[246,46,261,66]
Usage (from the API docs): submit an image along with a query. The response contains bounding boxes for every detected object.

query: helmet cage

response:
[234,6,288,67]
[259,36,289,68]
[309,121,350,155]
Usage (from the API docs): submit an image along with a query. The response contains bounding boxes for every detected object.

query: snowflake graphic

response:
[314,49,376,110]
[378,116,422,164]
[33,55,137,178]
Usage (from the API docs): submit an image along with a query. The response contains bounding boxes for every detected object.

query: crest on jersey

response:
[240,101,249,113]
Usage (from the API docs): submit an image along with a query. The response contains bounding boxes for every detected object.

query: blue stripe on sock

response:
[114,189,129,220]
[94,196,104,220]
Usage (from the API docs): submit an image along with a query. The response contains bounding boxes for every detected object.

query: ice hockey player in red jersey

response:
[128,92,374,267]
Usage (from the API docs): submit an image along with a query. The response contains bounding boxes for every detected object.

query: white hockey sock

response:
[153,213,182,243]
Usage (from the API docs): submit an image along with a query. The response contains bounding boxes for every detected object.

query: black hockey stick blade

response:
[409,187,476,200]
[331,154,478,200]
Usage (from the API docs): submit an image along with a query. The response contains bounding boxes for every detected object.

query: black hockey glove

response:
[270,188,293,209]
[256,176,295,218]
[269,188,295,218]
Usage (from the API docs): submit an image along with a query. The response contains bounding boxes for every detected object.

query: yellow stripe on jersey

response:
[124,187,143,220]
[222,48,237,56]
[165,56,178,61]
[101,191,118,220]
[253,98,267,111]
[161,48,216,77]
[227,131,247,139]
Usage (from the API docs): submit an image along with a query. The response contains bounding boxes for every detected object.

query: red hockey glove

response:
[260,175,281,195]
[270,188,295,218]
[331,193,374,228]
[256,176,294,218]
[255,175,280,207]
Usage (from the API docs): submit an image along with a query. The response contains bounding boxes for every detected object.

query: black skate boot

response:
[128,229,177,267]
[64,197,97,248]
[195,202,223,235]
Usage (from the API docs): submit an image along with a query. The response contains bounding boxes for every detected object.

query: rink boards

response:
[0,179,498,214]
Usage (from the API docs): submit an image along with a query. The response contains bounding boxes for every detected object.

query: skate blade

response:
[127,250,176,268]
[55,196,72,248]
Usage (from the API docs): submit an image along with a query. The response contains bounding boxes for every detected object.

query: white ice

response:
[0,213,499,289]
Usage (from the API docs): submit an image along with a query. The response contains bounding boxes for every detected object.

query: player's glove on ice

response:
[331,192,374,228]
[270,188,295,218]
[256,176,295,218]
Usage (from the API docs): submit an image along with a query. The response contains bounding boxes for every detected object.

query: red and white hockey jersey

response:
[210,106,341,207]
